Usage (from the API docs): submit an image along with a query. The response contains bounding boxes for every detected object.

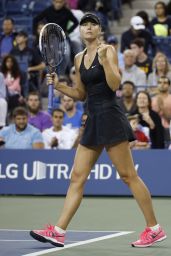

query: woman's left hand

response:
[97,44,108,61]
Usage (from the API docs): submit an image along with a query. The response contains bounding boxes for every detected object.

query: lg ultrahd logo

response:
[0,162,139,181]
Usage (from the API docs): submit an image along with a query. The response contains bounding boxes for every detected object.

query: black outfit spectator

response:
[121,16,154,55]
[135,110,165,149]
[130,38,152,77]
[33,5,78,35]
[150,17,171,36]
[151,1,171,36]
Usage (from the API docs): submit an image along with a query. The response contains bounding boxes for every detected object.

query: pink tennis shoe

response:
[132,226,167,247]
[30,225,65,247]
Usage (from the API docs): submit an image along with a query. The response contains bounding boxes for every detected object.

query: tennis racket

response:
[39,23,66,113]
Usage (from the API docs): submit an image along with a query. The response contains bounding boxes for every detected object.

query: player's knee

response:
[120,173,138,185]
[70,169,86,186]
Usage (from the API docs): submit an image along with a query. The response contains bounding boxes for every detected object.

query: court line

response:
[0,240,78,242]
[0,229,132,232]
[22,231,134,256]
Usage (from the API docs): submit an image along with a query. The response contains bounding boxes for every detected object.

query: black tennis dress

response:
[80,50,135,146]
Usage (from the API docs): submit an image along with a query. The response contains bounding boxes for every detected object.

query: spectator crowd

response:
[0,0,171,150]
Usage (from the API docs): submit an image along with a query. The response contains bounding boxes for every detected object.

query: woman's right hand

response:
[46,73,59,89]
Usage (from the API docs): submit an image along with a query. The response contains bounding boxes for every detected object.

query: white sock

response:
[54,226,66,234]
[149,224,160,231]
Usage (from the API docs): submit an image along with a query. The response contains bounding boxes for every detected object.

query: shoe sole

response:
[132,235,167,248]
[30,231,64,247]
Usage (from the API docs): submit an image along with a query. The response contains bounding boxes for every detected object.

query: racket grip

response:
[48,84,54,113]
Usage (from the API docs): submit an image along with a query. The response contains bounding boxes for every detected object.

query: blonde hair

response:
[152,52,170,74]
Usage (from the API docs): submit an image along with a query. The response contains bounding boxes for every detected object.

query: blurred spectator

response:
[53,74,84,112]
[133,91,165,148]
[130,38,152,77]
[1,54,24,112]
[150,1,171,37]
[42,108,78,149]
[33,0,78,74]
[69,66,84,112]
[33,0,78,35]
[136,10,151,31]
[0,17,16,59]
[0,72,7,129]
[33,21,46,54]
[61,95,83,129]
[121,49,146,87]
[107,35,124,69]
[73,112,88,147]
[94,1,109,32]
[27,91,52,132]
[10,31,45,96]
[128,114,150,149]
[0,107,44,149]
[118,81,137,116]
[69,8,84,57]
[121,16,154,54]
[152,76,171,146]
[147,52,171,87]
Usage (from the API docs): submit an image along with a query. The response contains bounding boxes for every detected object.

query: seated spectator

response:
[117,81,137,116]
[150,1,171,37]
[107,35,124,69]
[69,67,84,112]
[61,95,83,129]
[33,0,78,35]
[33,0,79,75]
[121,49,146,87]
[73,112,88,148]
[1,54,24,112]
[130,38,152,77]
[0,17,16,58]
[69,8,84,57]
[121,16,154,54]
[94,1,109,32]
[42,108,78,149]
[0,107,44,149]
[27,91,52,132]
[0,73,7,129]
[152,76,171,146]
[10,31,45,96]
[136,10,151,31]
[128,114,150,149]
[147,52,171,87]
[133,91,165,148]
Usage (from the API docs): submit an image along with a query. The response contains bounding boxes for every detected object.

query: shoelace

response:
[140,228,154,241]
[46,224,54,231]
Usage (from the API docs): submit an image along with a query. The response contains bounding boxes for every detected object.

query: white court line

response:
[0,240,78,242]
[0,229,131,233]
[0,240,35,242]
[22,231,134,256]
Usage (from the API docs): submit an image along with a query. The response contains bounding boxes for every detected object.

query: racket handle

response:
[48,84,54,113]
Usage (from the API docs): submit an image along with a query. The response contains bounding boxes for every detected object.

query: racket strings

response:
[40,24,66,68]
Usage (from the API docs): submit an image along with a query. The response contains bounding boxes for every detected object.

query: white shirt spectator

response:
[0,72,7,127]
[42,126,78,149]
[121,65,146,86]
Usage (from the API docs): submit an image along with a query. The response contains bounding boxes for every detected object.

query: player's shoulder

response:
[74,49,86,68]
[75,49,86,61]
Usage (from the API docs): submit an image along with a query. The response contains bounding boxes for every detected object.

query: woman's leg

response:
[106,141,157,227]
[57,144,103,230]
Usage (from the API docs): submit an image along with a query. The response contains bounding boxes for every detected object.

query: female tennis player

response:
[30,13,166,248]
